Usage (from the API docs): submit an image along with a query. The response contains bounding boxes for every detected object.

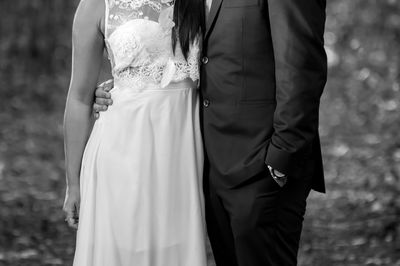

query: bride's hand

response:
[63,185,80,229]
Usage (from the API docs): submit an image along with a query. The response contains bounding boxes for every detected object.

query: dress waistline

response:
[113,78,198,92]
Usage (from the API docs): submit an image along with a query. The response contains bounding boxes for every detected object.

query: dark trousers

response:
[205,168,312,266]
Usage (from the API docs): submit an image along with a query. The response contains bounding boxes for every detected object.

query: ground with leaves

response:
[0,0,399,265]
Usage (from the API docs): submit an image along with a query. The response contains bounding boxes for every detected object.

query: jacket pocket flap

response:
[224,0,259,8]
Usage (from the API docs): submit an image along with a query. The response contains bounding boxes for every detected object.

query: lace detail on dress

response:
[113,0,164,12]
[104,0,200,89]
[114,42,200,89]
[174,43,200,82]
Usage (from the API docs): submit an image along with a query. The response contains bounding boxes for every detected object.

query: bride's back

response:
[104,0,200,90]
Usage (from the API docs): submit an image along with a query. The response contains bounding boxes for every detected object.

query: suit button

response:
[202,57,209,65]
[203,99,210,107]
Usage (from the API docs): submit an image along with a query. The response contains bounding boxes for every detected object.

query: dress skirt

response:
[73,83,207,266]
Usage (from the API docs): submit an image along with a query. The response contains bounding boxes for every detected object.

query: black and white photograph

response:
[0,0,399,265]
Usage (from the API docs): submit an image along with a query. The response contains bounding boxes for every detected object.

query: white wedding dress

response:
[72,0,207,265]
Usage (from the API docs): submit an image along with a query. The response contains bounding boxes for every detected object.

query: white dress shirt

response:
[206,0,213,15]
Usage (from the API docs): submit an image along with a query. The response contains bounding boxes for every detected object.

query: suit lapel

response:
[205,0,223,39]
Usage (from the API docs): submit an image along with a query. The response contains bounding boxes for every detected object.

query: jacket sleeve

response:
[265,0,328,176]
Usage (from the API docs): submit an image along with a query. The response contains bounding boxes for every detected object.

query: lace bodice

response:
[104,0,201,89]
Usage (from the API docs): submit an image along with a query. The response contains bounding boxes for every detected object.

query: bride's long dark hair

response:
[172,0,205,59]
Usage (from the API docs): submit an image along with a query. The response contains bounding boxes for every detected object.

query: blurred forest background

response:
[0,0,399,265]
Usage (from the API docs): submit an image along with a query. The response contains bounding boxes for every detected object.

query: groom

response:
[94,0,327,265]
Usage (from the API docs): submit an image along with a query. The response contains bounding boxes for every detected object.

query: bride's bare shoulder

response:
[73,0,105,34]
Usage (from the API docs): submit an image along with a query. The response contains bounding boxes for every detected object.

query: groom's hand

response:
[268,166,287,187]
[93,79,114,119]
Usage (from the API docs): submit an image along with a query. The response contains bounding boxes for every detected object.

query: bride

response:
[62,0,207,265]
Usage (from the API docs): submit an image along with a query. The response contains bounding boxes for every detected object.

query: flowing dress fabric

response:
[72,0,207,265]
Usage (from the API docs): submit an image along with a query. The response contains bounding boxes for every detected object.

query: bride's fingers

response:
[65,215,78,228]
[64,202,79,229]
[71,215,79,230]
[65,209,79,229]
[63,206,73,220]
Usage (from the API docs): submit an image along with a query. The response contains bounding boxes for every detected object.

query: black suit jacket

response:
[200,0,327,192]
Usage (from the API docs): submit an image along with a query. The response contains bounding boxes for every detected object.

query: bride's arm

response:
[63,0,105,228]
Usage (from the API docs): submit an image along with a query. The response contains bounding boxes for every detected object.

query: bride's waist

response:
[113,78,197,92]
